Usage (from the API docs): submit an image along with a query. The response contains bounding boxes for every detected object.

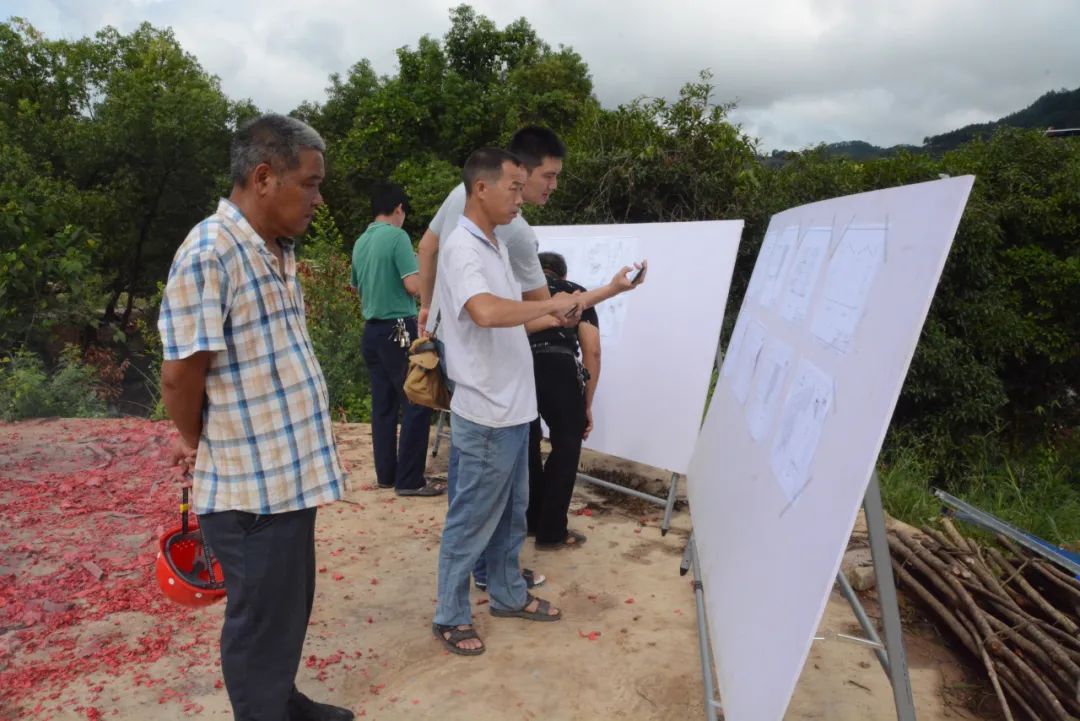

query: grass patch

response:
[880,434,1080,548]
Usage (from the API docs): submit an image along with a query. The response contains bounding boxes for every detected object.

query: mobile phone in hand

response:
[629,262,647,284]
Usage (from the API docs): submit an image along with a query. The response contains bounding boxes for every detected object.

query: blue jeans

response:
[447,443,489,585]
[434,414,530,626]
[439,338,487,584]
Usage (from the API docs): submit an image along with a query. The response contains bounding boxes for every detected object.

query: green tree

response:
[71,24,240,326]
[300,5,595,239]
[0,127,104,353]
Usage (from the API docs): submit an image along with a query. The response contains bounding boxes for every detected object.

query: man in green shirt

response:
[351,183,443,496]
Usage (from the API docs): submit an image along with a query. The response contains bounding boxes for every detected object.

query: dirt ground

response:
[0,419,996,721]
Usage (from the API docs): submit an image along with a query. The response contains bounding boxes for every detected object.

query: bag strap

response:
[430,310,442,339]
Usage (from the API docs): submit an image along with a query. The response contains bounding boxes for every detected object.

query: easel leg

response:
[431,410,447,458]
[661,472,680,536]
[864,471,917,721]
[684,532,721,721]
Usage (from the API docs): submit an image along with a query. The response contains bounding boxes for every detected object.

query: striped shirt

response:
[158,199,346,514]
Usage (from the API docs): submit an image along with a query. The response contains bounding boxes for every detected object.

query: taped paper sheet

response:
[758,225,798,309]
[779,227,831,325]
[729,319,767,406]
[810,223,886,353]
[745,338,792,442]
[770,358,834,503]
[544,235,640,351]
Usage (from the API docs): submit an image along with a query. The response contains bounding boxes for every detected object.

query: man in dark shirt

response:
[526,252,602,550]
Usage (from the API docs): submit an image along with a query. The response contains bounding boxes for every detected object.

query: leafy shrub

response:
[299,207,372,422]
[0,346,107,420]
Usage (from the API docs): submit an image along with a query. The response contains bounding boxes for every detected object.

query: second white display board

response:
[534,220,743,474]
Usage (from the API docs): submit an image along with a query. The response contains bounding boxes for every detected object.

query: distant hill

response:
[923,87,1080,152]
[772,87,1080,162]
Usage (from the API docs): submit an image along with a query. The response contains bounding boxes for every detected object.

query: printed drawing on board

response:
[810,222,887,353]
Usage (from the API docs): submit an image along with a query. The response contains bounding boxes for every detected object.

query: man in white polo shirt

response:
[431,148,580,656]
[418,127,643,591]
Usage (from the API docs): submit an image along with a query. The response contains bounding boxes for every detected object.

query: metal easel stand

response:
[681,531,722,721]
[430,410,451,457]
[681,471,917,721]
[576,470,683,535]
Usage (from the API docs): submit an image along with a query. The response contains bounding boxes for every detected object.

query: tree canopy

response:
[0,6,1077,478]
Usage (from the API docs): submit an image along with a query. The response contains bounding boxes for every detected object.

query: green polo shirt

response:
[350,221,419,320]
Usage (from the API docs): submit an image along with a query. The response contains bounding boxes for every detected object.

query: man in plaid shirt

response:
[159,114,352,721]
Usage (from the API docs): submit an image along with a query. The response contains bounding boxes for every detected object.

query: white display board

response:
[686,177,975,721]
[534,221,743,474]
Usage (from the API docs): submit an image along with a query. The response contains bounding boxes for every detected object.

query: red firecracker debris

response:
[0,420,229,716]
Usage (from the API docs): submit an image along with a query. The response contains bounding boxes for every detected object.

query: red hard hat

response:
[155,522,226,607]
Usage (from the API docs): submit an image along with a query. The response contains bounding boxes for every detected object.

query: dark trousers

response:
[197,507,318,721]
[526,351,587,544]
[362,317,432,490]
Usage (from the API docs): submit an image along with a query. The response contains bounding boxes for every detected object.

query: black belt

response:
[367,316,416,324]
[530,342,576,357]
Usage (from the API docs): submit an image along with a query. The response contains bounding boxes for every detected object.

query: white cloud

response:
[4,0,1078,149]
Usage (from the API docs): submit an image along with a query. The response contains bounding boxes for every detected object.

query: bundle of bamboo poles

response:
[888,518,1080,721]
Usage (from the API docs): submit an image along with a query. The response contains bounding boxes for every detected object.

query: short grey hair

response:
[230,114,326,187]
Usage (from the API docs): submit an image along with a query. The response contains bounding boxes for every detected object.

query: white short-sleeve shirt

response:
[435,215,538,428]
[428,183,546,321]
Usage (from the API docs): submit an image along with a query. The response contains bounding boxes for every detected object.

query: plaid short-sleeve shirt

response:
[158,199,346,514]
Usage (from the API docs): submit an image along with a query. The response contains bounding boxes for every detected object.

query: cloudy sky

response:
[4,0,1078,150]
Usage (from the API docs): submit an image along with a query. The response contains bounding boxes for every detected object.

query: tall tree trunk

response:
[121,287,137,329]
[121,169,172,329]
[103,282,123,324]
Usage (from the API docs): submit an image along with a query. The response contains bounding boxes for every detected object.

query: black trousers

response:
[361,317,432,490]
[198,507,318,721]
[526,352,587,544]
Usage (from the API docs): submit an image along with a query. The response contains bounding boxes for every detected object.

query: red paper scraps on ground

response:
[0,420,225,717]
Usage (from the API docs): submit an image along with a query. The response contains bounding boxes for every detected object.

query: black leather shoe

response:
[288,690,355,721]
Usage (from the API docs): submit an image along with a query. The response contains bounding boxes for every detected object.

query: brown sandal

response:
[489,593,562,622]
[432,623,485,655]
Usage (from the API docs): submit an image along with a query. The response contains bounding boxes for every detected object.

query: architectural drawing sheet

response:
[744,338,792,442]
[687,177,974,721]
[538,235,639,352]
[770,357,834,503]
[810,223,887,353]
[757,225,798,309]
[779,227,831,325]
[726,318,767,406]
[535,221,743,474]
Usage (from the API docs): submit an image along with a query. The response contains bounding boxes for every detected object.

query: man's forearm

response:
[161,356,210,447]
[525,314,561,334]
[418,229,439,310]
[466,294,569,329]
[577,283,620,310]
[583,355,600,408]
